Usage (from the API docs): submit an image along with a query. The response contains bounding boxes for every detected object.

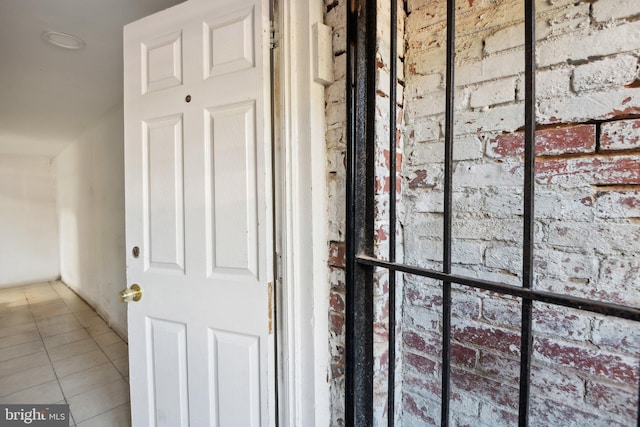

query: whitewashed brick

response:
[484,187,524,217]
[456,50,525,86]
[595,190,640,219]
[600,119,640,151]
[405,163,443,189]
[599,257,640,295]
[523,68,572,100]
[537,20,640,67]
[453,136,484,160]
[572,55,639,93]
[453,218,523,242]
[332,25,346,55]
[543,4,591,38]
[412,190,485,215]
[534,249,599,279]
[326,102,346,128]
[452,265,523,287]
[547,222,640,253]
[537,88,640,125]
[454,104,524,135]
[406,119,440,142]
[484,23,525,55]
[592,318,640,352]
[408,136,482,165]
[326,79,345,104]
[470,78,517,108]
[408,47,446,75]
[485,244,522,272]
[334,53,346,81]
[406,74,442,100]
[535,189,595,221]
[453,160,523,188]
[592,0,640,22]
[478,402,518,426]
[325,1,345,29]
[405,91,446,119]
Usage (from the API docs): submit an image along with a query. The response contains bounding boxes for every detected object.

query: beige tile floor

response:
[0,281,131,426]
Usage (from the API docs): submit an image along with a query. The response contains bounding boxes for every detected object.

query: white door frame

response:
[275,0,330,425]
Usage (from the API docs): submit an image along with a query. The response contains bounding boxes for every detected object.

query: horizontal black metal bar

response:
[356,254,640,321]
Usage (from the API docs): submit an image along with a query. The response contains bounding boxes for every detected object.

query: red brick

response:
[329,291,345,312]
[534,337,639,385]
[404,329,477,368]
[404,369,442,398]
[406,351,439,376]
[451,367,519,409]
[452,323,521,356]
[328,241,345,267]
[375,176,402,193]
[600,119,640,151]
[329,312,344,335]
[451,344,478,369]
[404,329,431,353]
[488,125,596,158]
[407,169,437,189]
[536,155,640,185]
[405,283,443,308]
[402,393,438,425]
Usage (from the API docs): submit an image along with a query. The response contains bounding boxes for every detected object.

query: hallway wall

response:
[54,105,127,338]
[0,154,59,287]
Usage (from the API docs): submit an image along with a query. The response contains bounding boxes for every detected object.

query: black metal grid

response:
[345,0,640,426]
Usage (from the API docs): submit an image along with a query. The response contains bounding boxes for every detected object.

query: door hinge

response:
[268,281,274,334]
[269,20,278,50]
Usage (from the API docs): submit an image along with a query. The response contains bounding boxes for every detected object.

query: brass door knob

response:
[120,284,142,302]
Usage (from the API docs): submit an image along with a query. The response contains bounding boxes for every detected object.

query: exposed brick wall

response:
[325,0,640,425]
[401,0,640,425]
[325,0,348,423]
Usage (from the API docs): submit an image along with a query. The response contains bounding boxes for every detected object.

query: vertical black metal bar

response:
[442,0,455,426]
[519,0,536,425]
[346,0,376,425]
[387,0,398,425]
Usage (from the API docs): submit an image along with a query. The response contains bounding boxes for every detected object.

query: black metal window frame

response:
[344,0,640,426]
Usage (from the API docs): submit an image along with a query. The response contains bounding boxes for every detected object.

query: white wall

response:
[54,105,127,338]
[0,155,59,287]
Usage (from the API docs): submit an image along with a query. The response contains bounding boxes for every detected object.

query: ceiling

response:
[0,0,186,157]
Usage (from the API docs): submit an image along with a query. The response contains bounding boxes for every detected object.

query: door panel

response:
[204,6,256,77]
[206,101,258,275]
[147,318,189,426]
[210,329,261,426]
[142,31,183,94]
[143,115,185,272]
[124,0,273,425]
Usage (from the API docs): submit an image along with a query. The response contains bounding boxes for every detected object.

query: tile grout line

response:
[6,281,130,426]
[54,281,131,425]
[19,282,74,426]
[55,280,131,385]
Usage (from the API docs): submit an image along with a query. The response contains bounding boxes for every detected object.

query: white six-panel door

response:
[123,0,274,425]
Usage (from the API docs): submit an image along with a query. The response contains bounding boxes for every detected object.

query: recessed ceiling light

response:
[42,31,86,50]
